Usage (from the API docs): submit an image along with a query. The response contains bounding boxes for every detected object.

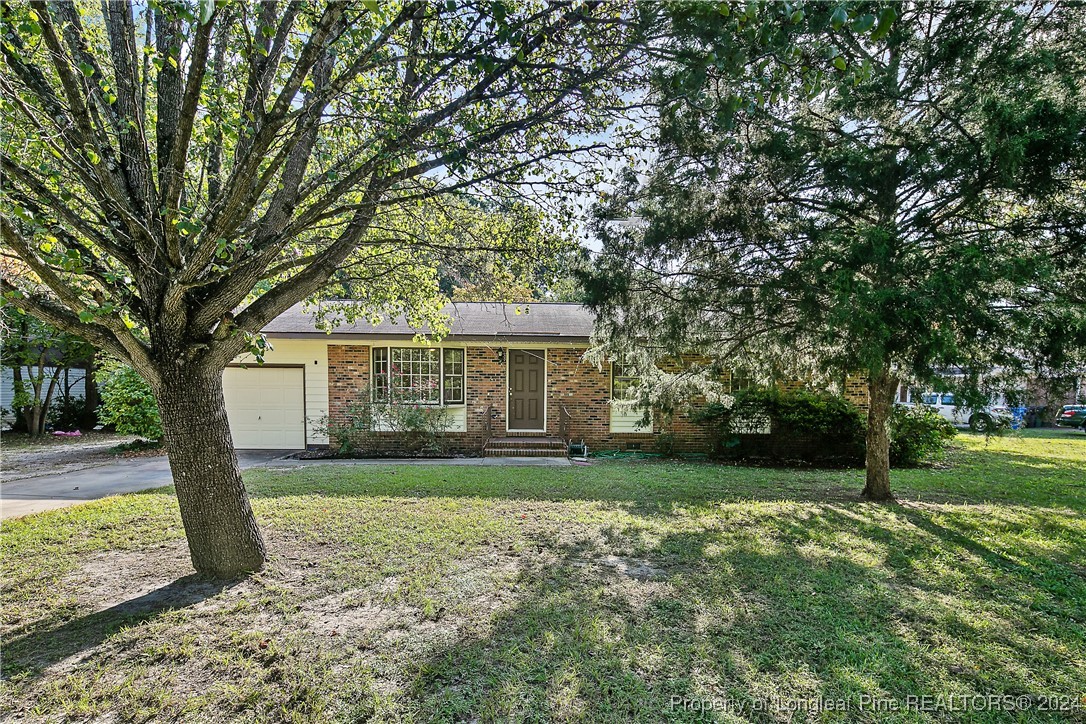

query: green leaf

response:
[198,0,214,25]
[851,14,875,33]
[78,310,94,323]
[871,6,898,41]
[78,61,95,77]
[833,56,846,71]
[830,5,848,29]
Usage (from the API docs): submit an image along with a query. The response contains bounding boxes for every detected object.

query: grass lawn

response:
[2,430,1084,722]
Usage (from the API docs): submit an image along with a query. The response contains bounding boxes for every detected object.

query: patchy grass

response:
[1,430,1084,722]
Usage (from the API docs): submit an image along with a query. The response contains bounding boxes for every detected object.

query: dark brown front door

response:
[508,349,545,430]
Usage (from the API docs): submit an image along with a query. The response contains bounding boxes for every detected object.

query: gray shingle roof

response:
[261,301,595,342]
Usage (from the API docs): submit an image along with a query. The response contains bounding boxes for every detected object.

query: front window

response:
[373,347,390,401]
[371,346,465,405]
[391,348,440,404]
[728,369,754,393]
[442,349,464,404]
[612,359,640,401]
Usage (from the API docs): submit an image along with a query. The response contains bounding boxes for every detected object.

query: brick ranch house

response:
[221,301,869,455]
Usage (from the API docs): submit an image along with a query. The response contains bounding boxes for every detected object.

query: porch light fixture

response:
[496,347,505,364]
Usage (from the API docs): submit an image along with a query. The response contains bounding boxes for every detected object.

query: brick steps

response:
[484,436,567,457]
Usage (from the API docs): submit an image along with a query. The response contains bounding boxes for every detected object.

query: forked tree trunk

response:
[40,367,60,434]
[155,366,267,577]
[19,362,57,437]
[862,368,897,501]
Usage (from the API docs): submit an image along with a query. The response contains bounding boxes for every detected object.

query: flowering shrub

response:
[381,400,452,454]
[315,393,452,457]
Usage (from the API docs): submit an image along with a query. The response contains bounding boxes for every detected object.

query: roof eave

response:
[264,332,592,345]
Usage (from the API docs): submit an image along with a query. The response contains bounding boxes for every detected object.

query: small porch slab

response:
[483,436,567,457]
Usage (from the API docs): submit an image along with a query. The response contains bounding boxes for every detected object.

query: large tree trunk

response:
[862,368,897,501]
[156,366,266,577]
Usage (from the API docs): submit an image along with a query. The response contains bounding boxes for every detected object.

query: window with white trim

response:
[371,347,466,405]
[373,347,390,401]
[442,348,465,404]
[611,358,640,401]
[728,369,754,393]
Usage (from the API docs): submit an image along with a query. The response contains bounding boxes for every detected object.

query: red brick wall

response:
[328,344,370,425]
[844,374,869,410]
[544,348,714,454]
[546,347,611,443]
[464,347,505,443]
[779,375,871,409]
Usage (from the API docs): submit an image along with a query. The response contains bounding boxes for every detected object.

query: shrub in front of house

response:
[695,387,867,465]
[888,404,957,467]
[96,360,162,441]
[316,398,452,457]
[47,394,88,431]
[696,387,957,467]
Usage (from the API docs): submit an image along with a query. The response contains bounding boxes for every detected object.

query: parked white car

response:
[896,387,1012,431]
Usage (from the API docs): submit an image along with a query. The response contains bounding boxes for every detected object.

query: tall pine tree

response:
[587,1,1086,499]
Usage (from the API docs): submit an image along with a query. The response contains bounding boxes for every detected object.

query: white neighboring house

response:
[0,366,87,425]
[895,384,1011,430]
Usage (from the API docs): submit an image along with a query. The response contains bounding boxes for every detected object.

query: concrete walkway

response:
[1,452,571,519]
[1,450,290,520]
[264,456,573,468]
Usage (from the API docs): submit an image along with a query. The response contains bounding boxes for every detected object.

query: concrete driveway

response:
[1,450,292,519]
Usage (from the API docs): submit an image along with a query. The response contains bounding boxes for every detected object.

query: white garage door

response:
[222,366,305,449]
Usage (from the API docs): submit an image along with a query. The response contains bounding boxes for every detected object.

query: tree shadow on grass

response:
[1,575,241,680]
[404,534,905,721]
[242,451,1085,512]
[402,504,1085,722]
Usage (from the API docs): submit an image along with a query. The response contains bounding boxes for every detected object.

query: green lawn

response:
[2,430,1084,722]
